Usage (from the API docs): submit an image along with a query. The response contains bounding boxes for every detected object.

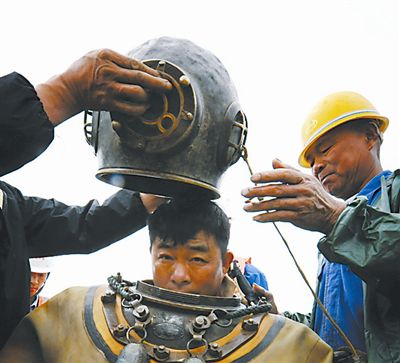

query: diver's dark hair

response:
[148,199,230,256]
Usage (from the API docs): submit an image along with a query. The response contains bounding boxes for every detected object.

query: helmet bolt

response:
[242,318,259,332]
[153,345,170,360]
[134,305,149,321]
[209,342,222,358]
[157,61,166,72]
[112,121,122,132]
[182,110,193,121]
[101,290,116,303]
[179,75,190,87]
[112,324,127,338]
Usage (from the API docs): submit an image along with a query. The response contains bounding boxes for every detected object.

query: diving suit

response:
[0,276,332,362]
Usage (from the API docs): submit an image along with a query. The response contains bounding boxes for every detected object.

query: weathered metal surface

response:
[87,37,247,199]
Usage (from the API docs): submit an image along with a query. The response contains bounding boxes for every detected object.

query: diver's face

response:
[151,231,231,296]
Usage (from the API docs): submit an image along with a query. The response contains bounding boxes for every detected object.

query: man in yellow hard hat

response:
[241,91,400,363]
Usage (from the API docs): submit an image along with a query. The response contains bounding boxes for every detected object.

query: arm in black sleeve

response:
[18,187,148,257]
[0,72,54,176]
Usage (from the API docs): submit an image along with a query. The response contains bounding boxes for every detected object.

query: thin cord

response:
[241,146,361,361]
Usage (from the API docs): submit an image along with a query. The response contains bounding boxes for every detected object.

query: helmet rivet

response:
[182,111,193,121]
[154,345,170,360]
[112,324,127,337]
[112,121,122,131]
[157,61,166,72]
[209,342,222,358]
[179,75,190,87]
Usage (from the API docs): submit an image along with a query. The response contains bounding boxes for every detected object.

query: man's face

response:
[307,124,376,199]
[30,272,48,297]
[151,231,232,296]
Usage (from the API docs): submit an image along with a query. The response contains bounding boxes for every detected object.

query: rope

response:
[224,303,272,319]
[107,275,133,300]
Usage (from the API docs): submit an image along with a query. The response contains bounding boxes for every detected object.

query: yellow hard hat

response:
[298,91,389,168]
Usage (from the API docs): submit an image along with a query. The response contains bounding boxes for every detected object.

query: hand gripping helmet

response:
[85,37,247,199]
[298,91,389,168]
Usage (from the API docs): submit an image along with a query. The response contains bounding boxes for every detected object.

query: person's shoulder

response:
[27,285,107,327]
[34,285,107,311]
[0,181,25,208]
[385,169,400,180]
[261,313,322,339]
[248,314,332,362]
[0,72,33,91]
[0,180,22,194]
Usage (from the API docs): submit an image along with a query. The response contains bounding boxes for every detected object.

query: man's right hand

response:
[36,49,172,125]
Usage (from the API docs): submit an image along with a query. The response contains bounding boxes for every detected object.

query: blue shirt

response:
[244,263,269,290]
[314,170,392,351]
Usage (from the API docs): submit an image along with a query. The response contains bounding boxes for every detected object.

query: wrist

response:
[35,75,81,125]
[321,199,346,235]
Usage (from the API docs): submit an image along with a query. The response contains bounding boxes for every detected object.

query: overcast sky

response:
[1,0,399,313]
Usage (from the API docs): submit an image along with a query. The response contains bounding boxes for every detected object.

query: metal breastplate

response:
[101,277,270,362]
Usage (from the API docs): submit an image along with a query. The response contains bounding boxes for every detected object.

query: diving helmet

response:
[85,37,247,199]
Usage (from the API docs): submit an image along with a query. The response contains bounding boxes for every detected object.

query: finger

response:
[253,284,274,302]
[97,49,161,78]
[250,168,304,185]
[243,196,301,213]
[242,183,280,198]
[251,209,299,223]
[105,99,149,115]
[252,283,267,295]
[129,58,161,77]
[113,84,149,103]
[115,69,172,92]
[253,284,279,314]
[272,158,298,171]
[241,182,304,199]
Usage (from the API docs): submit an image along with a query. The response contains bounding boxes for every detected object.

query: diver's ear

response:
[223,251,234,274]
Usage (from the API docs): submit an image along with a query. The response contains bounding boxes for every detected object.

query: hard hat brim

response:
[298,112,389,168]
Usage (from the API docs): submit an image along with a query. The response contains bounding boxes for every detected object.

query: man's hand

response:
[36,49,172,125]
[253,283,279,314]
[241,159,346,235]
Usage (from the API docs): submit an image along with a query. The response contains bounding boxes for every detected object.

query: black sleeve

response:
[0,72,54,176]
[0,314,46,363]
[16,188,149,257]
